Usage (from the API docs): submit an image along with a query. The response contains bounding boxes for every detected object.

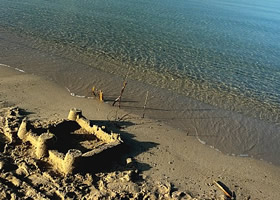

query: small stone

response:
[126,158,133,165]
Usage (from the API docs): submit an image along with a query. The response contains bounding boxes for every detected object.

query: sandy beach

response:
[1,0,280,199]
[1,28,280,167]
[1,63,280,199]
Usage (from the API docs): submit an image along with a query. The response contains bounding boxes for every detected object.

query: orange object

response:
[99,90,103,102]
[214,181,232,198]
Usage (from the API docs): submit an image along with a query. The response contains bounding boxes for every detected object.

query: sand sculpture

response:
[2,107,122,175]
[0,107,192,199]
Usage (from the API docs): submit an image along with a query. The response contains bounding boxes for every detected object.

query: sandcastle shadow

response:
[79,119,159,174]
[18,108,35,116]
[48,121,100,154]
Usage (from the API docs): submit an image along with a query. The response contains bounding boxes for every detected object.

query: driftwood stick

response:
[214,181,233,199]
[99,90,104,102]
[112,67,131,108]
[142,91,149,118]
[112,81,127,108]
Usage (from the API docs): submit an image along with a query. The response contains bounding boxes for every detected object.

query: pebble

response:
[126,158,133,165]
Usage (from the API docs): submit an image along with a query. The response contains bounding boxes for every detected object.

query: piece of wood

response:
[214,180,232,198]
[112,81,127,108]
[99,90,104,102]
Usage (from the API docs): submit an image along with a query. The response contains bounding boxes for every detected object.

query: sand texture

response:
[1,66,280,199]
[0,109,186,200]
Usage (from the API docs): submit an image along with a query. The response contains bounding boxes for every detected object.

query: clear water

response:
[1,0,280,122]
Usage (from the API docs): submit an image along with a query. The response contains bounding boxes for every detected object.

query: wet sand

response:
[1,55,280,199]
[1,27,280,166]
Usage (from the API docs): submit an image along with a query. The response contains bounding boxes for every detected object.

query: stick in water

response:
[112,81,127,108]
[99,90,104,102]
[142,91,149,118]
[112,66,131,108]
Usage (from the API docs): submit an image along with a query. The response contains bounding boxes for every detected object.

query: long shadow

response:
[103,96,139,104]
[116,105,217,112]
[19,108,35,116]
[155,116,230,121]
[82,119,159,173]
[120,105,171,112]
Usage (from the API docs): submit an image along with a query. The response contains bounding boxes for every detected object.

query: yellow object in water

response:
[99,90,103,102]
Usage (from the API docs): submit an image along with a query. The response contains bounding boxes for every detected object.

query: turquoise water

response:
[1,0,280,122]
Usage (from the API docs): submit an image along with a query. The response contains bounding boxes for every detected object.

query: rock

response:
[126,157,133,165]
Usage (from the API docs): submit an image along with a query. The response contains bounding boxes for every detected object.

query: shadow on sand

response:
[84,119,159,174]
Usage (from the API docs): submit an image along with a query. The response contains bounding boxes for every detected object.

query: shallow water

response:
[1,0,280,165]
[1,0,280,122]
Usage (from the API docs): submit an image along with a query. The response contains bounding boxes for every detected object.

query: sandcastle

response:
[15,108,122,175]
[0,107,191,199]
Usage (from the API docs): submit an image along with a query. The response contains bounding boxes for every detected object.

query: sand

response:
[1,65,280,199]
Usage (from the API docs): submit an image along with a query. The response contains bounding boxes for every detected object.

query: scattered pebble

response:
[126,157,133,165]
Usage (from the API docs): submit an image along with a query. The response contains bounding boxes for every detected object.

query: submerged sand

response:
[1,63,280,199]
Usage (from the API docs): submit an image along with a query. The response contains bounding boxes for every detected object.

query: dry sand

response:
[0,65,280,199]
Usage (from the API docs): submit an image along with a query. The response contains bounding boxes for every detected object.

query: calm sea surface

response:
[1,0,280,122]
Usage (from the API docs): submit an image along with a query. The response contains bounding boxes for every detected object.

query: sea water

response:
[1,0,280,164]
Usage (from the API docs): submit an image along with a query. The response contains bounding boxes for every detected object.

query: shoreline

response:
[1,28,280,166]
[1,60,280,199]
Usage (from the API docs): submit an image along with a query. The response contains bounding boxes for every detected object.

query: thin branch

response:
[112,66,131,108]
[112,82,127,108]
